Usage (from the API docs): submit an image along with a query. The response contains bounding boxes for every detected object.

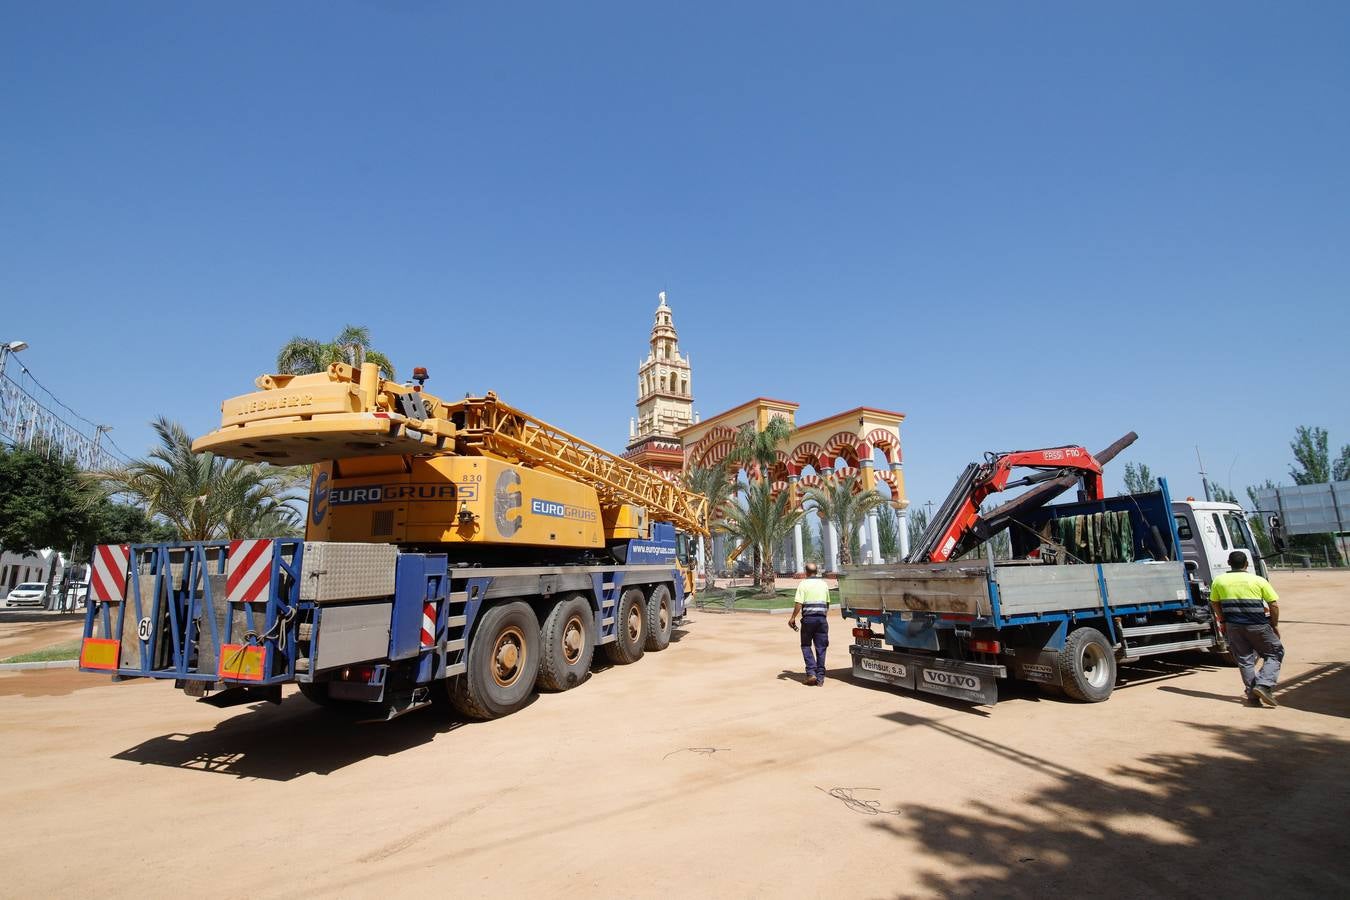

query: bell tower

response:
[624,292,694,478]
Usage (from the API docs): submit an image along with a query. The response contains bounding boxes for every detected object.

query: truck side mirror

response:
[1267,515,1288,553]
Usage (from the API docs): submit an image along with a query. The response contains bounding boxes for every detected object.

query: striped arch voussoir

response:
[822,432,862,466]
[688,426,738,467]
[864,427,900,463]
[788,441,824,468]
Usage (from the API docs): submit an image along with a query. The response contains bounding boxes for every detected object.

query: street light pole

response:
[0,339,29,383]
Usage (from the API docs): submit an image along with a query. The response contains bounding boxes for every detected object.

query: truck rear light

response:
[340,666,376,682]
[852,627,874,639]
[970,639,1001,654]
[853,609,881,617]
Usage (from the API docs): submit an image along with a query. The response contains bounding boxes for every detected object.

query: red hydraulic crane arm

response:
[921,446,1104,563]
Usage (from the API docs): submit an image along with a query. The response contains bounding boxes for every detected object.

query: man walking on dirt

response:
[788,563,830,686]
[1211,550,1284,708]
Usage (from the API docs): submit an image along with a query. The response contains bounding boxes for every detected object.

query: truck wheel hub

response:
[493,626,526,686]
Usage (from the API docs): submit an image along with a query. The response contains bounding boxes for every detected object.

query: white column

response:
[827,520,840,572]
[696,534,706,580]
[792,520,804,573]
[898,511,910,561]
[868,511,881,564]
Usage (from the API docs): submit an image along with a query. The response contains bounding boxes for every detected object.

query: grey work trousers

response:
[1225,622,1284,695]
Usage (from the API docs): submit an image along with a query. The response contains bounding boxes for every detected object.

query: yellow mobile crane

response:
[194,362,706,561]
[79,363,709,721]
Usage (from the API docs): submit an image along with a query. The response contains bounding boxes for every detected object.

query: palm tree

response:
[276,325,396,381]
[89,418,303,540]
[803,474,888,568]
[683,461,737,583]
[724,416,794,580]
[728,415,794,478]
[720,477,803,594]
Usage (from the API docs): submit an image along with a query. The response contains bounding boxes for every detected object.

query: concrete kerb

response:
[0,659,78,671]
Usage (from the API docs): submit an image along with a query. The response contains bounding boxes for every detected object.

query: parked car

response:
[4,582,49,608]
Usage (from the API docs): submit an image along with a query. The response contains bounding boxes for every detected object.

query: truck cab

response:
[1171,499,1267,588]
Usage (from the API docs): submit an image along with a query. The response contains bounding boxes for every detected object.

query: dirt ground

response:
[0,610,84,659]
[1,571,1347,898]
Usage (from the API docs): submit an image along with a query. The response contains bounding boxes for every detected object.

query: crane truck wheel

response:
[643,584,674,652]
[1056,627,1116,702]
[537,594,595,691]
[601,588,647,665]
[449,601,541,719]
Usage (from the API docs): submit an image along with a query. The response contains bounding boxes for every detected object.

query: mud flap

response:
[851,644,1002,705]
[1009,649,1065,688]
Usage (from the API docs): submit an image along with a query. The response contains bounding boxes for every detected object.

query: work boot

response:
[805,676,818,686]
[1253,685,1278,708]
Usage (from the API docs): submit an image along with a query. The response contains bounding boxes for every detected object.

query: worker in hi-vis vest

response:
[788,563,830,686]
[1210,550,1284,708]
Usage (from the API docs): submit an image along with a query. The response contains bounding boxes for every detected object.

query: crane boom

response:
[908,438,1137,563]
[450,393,707,535]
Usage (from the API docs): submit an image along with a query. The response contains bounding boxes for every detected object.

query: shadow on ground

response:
[112,692,472,780]
[863,713,1350,896]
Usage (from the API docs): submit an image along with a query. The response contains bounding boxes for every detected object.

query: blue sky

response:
[3,1,1348,512]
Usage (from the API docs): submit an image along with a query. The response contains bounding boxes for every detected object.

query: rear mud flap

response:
[851,644,1001,705]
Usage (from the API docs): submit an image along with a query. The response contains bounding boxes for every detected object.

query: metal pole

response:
[1329,482,1346,567]
[1196,446,1212,502]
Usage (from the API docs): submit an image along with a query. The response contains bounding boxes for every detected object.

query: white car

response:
[4,582,49,608]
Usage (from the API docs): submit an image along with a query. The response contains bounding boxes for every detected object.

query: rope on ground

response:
[663,747,730,760]
[815,786,903,816]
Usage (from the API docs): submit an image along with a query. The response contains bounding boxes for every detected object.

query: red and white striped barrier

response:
[420,602,436,647]
[226,539,275,603]
[89,544,130,603]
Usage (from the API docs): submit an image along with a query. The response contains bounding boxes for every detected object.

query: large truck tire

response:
[602,588,647,665]
[449,601,541,719]
[537,594,595,692]
[1057,626,1116,702]
[644,584,674,652]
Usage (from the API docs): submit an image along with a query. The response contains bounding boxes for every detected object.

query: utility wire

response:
[4,362,131,462]
[10,360,106,432]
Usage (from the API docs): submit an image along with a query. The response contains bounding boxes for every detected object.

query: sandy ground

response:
[0,610,85,659]
[0,571,1347,898]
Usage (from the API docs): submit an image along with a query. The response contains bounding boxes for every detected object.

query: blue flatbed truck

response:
[78,524,691,720]
[840,481,1262,705]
